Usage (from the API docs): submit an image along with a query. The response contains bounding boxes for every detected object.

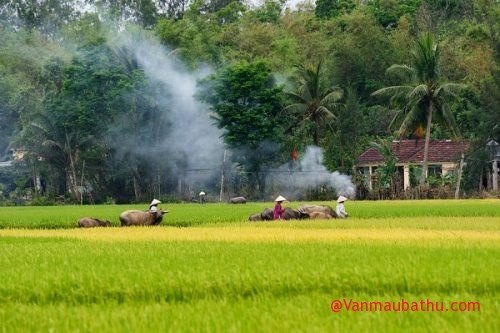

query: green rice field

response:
[0,199,499,332]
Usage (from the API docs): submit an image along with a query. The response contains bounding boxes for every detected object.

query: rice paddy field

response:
[0,199,499,332]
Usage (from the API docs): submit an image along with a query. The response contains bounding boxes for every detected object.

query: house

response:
[356,139,469,190]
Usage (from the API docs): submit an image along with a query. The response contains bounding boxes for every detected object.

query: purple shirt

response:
[273,202,283,220]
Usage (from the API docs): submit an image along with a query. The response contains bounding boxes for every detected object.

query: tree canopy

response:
[0,0,498,203]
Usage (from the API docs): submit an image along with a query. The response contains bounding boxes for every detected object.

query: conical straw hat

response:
[337,196,348,203]
[150,199,161,206]
[274,195,287,202]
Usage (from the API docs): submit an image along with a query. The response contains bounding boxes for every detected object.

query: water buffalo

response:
[248,208,273,221]
[282,208,309,220]
[248,213,263,221]
[230,196,247,204]
[119,210,166,226]
[260,208,274,220]
[308,211,332,219]
[298,205,337,218]
[248,207,308,221]
[77,217,112,228]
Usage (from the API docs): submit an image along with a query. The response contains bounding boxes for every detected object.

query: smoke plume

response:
[268,146,356,199]
[111,29,225,185]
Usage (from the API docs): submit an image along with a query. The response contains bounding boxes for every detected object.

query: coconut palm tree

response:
[285,61,343,146]
[372,33,466,185]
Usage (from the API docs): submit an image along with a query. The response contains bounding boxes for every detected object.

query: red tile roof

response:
[357,140,469,165]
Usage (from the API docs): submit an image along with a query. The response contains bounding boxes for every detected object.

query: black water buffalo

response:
[230,196,247,204]
[282,208,309,220]
[248,213,262,221]
[248,208,274,221]
[77,217,112,228]
[260,208,274,220]
[119,210,166,226]
[248,207,308,221]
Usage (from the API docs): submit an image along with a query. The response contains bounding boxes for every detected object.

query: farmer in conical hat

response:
[273,195,287,220]
[199,191,206,204]
[149,199,161,213]
[335,195,348,218]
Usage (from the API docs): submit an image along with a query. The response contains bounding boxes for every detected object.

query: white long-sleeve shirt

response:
[336,203,347,218]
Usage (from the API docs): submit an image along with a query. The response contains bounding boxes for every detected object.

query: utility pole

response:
[487,139,499,192]
[219,149,226,202]
[455,154,464,199]
[493,159,499,192]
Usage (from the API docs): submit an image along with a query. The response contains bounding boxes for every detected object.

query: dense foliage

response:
[0,0,498,203]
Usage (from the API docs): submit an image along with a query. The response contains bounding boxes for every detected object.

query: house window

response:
[428,165,442,177]
[446,169,456,177]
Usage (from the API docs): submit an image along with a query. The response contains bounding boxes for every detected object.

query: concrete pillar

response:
[403,165,410,190]
[493,160,499,192]
[368,166,373,190]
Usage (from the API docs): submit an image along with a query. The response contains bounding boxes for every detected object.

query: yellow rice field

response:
[1,217,498,245]
[1,203,499,332]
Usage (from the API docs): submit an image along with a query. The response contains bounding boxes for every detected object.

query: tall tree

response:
[202,60,284,196]
[0,0,78,33]
[285,61,343,147]
[372,33,467,185]
[315,0,355,19]
[16,39,132,202]
[365,0,420,27]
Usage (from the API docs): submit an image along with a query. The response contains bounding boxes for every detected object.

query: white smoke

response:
[113,29,224,183]
[269,146,356,199]
[103,27,355,199]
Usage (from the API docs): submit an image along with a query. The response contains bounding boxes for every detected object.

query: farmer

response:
[273,195,287,220]
[335,196,348,219]
[199,191,206,204]
[149,199,161,213]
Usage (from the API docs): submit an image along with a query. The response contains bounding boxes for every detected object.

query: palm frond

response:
[29,121,47,131]
[321,88,343,104]
[283,103,308,114]
[297,84,313,102]
[386,64,415,79]
[42,139,63,150]
[388,105,408,130]
[434,82,467,99]
[408,84,429,100]
[396,101,421,137]
[413,33,440,82]
[316,105,336,120]
[436,101,461,138]
[286,91,307,104]
[372,85,413,97]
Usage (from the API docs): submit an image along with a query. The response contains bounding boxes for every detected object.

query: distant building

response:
[356,139,469,190]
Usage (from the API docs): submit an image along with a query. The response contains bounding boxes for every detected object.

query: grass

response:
[0,199,498,228]
[0,199,498,332]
